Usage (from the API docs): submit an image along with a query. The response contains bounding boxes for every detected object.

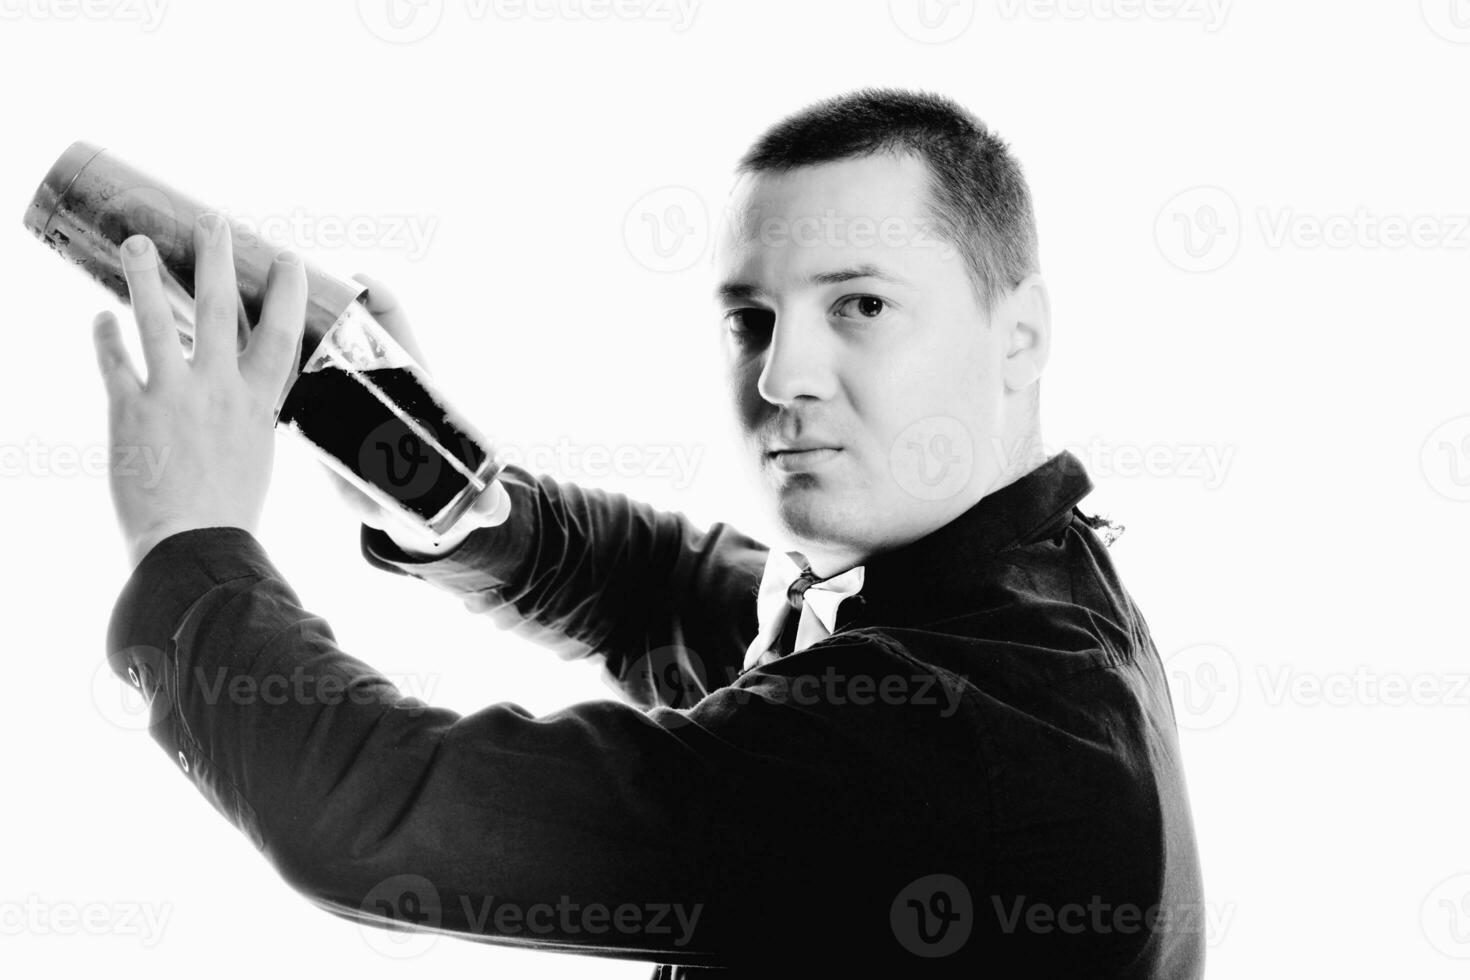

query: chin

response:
[771,489,855,543]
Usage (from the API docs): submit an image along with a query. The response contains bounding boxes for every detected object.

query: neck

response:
[798,547,867,581]
[796,428,1050,580]
[987,426,1048,497]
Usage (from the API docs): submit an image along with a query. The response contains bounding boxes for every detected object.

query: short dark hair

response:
[736,87,1039,313]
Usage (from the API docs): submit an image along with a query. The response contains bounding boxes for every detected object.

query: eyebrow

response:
[714,264,913,304]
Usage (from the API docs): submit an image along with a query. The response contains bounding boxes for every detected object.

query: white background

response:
[2,0,1469,976]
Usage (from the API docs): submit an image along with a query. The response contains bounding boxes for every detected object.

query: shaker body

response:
[277,300,506,536]
[22,140,506,538]
[22,141,362,415]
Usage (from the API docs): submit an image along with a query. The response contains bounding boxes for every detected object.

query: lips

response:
[767,446,842,472]
[767,444,839,456]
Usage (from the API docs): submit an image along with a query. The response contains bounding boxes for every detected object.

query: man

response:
[95,88,1204,977]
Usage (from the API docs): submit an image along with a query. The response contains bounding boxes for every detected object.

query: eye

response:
[833,295,888,319]
[724,308,775,342]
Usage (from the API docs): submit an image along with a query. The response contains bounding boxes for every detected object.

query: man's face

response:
[713,152,1038,574]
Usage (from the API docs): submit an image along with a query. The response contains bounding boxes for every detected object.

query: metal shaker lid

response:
[21,139,106,242]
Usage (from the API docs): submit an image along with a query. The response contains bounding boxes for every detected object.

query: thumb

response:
[467,479,512,528]
[415,480,510,554]
[92,310,143,402]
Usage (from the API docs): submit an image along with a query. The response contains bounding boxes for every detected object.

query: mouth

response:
[766,446,843,471]
[766,446,840,457]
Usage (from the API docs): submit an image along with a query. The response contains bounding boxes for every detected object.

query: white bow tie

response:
[742,549,865,672]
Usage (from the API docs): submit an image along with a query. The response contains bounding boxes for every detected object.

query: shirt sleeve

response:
[104,526,964,970]
[357,463,770,708]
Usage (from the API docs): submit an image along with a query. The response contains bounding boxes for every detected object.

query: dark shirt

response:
[105,449,1205,978]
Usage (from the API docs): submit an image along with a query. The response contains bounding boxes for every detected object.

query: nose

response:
[755,307,839,406]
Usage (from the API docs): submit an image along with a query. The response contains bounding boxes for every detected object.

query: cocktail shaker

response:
[22,140,507,538]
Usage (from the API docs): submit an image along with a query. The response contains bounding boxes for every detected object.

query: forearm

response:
[360,463,769,705]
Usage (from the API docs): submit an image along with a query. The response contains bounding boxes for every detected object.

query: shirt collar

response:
[838,450,1095,630]
[768,550,864,635]
[744,550,864,670]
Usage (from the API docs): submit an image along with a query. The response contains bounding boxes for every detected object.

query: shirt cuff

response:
[358,466,537,596]
[108,525,276,667]
[104,525,279,852]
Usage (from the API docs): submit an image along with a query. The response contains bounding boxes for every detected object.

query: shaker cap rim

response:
[21,140,107,240]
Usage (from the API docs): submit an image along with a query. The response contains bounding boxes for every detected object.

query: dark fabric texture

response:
[105,450,1205,978]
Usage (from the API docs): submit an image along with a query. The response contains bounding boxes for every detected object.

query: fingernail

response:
[124,236,149,256]
[276,250,299,267]
[197,212,222,231]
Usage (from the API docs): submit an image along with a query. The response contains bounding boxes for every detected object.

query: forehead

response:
[714,153,940,267]
[726,153,932,224]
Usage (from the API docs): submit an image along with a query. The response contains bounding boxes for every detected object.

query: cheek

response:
[858,338,995,466]
[928,329,998,408]
[728,360,766,427]
[882,334,987,416]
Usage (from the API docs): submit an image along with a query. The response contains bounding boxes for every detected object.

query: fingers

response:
[92,310,144,403]
[191,212,240,374]
[241,251,308,406]
[350,272,429,368]
[118,235,186,386]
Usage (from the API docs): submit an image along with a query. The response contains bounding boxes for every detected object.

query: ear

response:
[999,273,1050,393]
